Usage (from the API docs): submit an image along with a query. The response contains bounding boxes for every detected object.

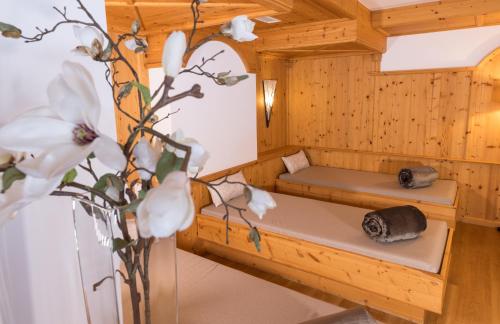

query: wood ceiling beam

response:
[255,18,386,53]
[310,0,359,19]
[249,0,293,13]
[372,0,500,36]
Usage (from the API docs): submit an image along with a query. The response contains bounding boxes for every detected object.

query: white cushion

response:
[202,192,449,273]
[282,150,310,174]
[207,171,248,207]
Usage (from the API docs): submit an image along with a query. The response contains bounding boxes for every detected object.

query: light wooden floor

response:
[202,223,500,324]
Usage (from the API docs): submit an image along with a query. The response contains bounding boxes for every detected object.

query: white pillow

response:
[282,150,310,174]
[208,171,248,207]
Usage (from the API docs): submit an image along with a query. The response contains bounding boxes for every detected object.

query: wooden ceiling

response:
[105,0,500,59]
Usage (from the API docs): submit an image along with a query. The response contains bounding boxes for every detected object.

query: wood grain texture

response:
[286,50,500,226]
[201,222,500,324]
[373,71,471,159]
[178,146,301,249]
[372,0,500,36]
[304,147,500,226]
[256,55,289,153]
[255,19,386,55]
[197,214,454,319]
[288,55,378,150]
[466,48,500,163]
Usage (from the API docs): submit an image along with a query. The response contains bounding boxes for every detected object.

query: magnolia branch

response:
[20,6,93,43]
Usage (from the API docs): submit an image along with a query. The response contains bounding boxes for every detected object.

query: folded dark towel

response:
[362,205,427,243]
[399,166,438,189]
[299,307,376,324]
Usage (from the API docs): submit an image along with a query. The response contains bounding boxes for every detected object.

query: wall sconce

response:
[263,79,277,128]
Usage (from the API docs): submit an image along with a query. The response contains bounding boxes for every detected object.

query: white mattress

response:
[178,249,344,324]
[279,166,458,206]
[201,193,449,273]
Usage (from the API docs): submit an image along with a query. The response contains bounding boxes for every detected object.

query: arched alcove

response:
[149,41,257,175]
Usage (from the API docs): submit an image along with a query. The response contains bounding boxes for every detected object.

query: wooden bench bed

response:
[187,149,454,323]
[276,166,459,228]
[196,192,454,324]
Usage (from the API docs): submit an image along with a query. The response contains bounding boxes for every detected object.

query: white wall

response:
[381,25,500,71]
[0,1,115,323]
[149,41,257,176]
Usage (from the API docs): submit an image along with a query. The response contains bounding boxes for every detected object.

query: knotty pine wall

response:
[286,49,500,226]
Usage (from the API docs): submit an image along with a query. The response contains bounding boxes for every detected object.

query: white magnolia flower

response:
[136,171,194,238]
[0,175,62,227]
[245,186,276,219]
[0,61,126,179]
[73,26,105,59]
[133,137,162,180]
[167,130,209,176]
[125,38,148,53]
[162,31,186,78]
[221,16,258,42]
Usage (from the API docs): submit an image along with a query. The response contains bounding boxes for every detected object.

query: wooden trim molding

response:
[372,0,500,36]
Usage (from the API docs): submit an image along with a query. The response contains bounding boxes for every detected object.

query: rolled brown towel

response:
[362,205,427,243]
[399,166,438,189]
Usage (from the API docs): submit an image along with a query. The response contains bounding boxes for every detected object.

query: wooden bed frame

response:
[187,147,455,323]
[197,214,454,324]
[275,178,459,228]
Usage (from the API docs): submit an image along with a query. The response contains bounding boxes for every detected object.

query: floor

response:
[203,223,500,324]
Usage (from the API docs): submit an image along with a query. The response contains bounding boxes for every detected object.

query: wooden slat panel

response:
[372,0,500,36]
[373,71,471,159]
[288,55,377,150]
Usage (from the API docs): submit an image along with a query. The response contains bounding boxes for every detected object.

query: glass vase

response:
[72,198,179,324]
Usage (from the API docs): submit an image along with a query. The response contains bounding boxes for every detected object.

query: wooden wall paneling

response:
[430,72,471,159]
[288,55,377,150]
[256,54,289,154]
[466,48,500,163]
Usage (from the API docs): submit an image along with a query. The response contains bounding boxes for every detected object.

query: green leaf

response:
[93,173,124,199]
[2,167,25,193]
[87,152,96,159]
[0,22,22,39]
[117,82,133,103]
[113,238,135,252]
[248,227,261,252]
[138,189,147,200]
[131,81,152,106]
[62,169,78,185]
[155,151,183,183]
